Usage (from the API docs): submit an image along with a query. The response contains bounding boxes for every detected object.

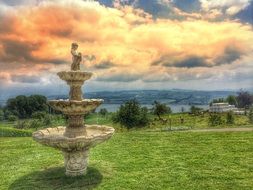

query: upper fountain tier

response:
[58,71,93,85]
[48,99,103,115]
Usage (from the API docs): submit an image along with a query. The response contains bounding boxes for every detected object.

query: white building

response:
[209,103,237,113]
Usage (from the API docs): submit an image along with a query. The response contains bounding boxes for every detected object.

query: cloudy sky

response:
[0,0,253,99]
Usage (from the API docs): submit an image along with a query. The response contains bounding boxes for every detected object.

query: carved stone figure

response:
[71,43,82,71]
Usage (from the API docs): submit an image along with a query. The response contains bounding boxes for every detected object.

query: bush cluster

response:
[14,112,52,130]
[209,114,223,126]
[113,99,149,129]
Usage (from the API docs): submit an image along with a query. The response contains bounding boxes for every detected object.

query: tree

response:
[236,90,253,108]
[153,101,172,120]
[113,99,149,129]
[226,95,237,106]
[5,95,48,118]
[99,108,108,116]
[226,111,235,125]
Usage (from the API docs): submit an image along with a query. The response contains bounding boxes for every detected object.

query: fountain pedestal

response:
[63,150,89,176]
[33,43,114,177]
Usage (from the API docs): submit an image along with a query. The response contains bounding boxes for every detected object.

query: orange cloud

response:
[0,0,253,85]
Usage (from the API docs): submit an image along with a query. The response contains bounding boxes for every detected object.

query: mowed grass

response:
[1,131,253,190]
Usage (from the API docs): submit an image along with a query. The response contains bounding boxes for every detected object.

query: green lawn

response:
[1,131,253,190]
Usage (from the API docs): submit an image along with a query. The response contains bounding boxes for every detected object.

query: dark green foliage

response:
[249,108,253,124]
[43,114,52,126]
[236,90,253,108]
[209,114,223,126]
[226,111,235,125]
[14,120,30,129]
[153,101,172,119]
[190,106,203,115]
[113,99,150,128]
[226,95,237,106]
[29,119,44,129]
[99,108,108,116]
[32,111,47,120]
[5,95,48,118]
[8,115,18,122]
[14,116,52,129]
[0,109,4,121]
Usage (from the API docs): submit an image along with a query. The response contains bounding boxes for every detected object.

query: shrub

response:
[226,111,235,125]
[8,115,18,122]
[113,99,150,129]
[190,106,203,115]
[152,101,172,119]
[32,111,47,120]
[0,109,4,121]
[29,119,44,129]
[14,120,30,129]
[249,108,253,124]
[99,108,108,116]
[0,127,32,137]
[209,114,223,126]
[43,114,52,126]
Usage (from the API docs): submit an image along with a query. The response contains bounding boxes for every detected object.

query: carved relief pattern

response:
[63,150,89,176]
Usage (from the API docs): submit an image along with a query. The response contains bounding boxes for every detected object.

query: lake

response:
[97,104,209,113]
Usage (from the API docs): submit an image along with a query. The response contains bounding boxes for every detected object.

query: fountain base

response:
[63,150,89,176]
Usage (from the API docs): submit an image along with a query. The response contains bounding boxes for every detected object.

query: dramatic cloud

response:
[94,61,115,69]
[0,0,253,97]
[173,0,201,13]
[200,0,251,16]
[236,0,253,24]
[11,75,41,83]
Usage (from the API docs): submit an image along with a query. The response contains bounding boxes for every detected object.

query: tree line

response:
[211,90,253,108]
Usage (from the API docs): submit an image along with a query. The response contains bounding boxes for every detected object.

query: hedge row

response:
[0,127,32,137]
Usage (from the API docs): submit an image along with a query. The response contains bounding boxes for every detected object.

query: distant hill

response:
[47,89,236,105]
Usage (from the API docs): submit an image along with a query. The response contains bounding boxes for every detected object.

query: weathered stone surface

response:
[33,125,115,151]
[33,43,114,177]
[71,42,82,71]
[48,99,103,115]
[58,71,92,83]
[63,150,89,176]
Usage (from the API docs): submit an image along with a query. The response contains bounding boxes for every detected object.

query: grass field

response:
[1,131,253,190]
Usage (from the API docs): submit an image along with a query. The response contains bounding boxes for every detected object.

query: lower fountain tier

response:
[33,125,114,176]
[33,125,114,151]
[48,99,103,115]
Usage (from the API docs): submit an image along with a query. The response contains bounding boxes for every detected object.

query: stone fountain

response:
[33,43,115,177]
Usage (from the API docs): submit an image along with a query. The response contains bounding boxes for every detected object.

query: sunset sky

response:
[0,0,253,99]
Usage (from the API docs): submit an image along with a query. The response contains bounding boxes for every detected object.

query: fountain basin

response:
[33,125,114,151]
[33,125,115,176]
[48,99,103,115]
[58,71,92,82]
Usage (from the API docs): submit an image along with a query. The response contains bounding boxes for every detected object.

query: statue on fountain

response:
[33,43,115,177]
[71,42,82,71]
